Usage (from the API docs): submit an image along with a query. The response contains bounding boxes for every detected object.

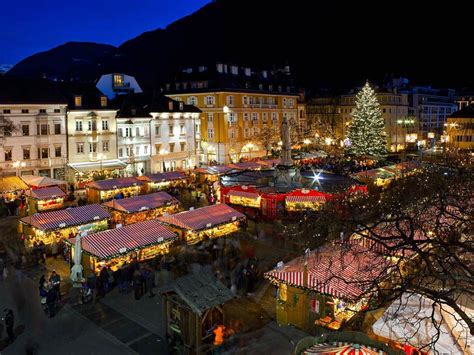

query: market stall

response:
[0,176,29,200]
[25,186,67,213]
[161,270,234,354]
[194,166,234,183]
[19,204,111,248]
[21,175,68,191]
[264,244,387,332]
[66,220,178,274]
[158,204,246,245]
[138,171,188,193]
[227,161,262,171]
[102,191,181,226]
[68,159,127,190]
[285,189,327,212]
[221,186,261,208]
[85,177,144,203]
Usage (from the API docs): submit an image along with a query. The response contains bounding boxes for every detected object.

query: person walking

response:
[2,309,14,343]
[49,270,61,300]
[100,266,109,295]
[86,273,97,304]
[132,269,142,300]
[46,287,57,318]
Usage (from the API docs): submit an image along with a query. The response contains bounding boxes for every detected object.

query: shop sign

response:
[157,237,164,243]
[93,215,100,220]
[119,247,127,253]
[59,223,66,228]
[206,223,212,228]
[232,216,237,221]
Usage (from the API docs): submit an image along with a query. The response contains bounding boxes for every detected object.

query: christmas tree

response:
[347,82,387,157]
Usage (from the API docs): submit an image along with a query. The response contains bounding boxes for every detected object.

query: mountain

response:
[8,42,115,81]
[7,0,473,92]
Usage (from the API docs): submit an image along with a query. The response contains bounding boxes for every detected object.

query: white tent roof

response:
[372,293,472,354]
[21,175,67,188]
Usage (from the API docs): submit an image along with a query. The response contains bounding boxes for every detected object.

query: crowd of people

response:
[0,192,26,218]
[38,271,61,318]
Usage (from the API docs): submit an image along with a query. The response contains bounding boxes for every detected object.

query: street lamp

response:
[13,160,26,176]
[159,149,168,172]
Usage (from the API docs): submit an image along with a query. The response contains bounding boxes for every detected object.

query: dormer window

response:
[100,96,107,107]
[74,96,82,107]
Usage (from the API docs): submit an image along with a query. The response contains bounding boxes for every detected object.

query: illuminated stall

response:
[85,177,144,203]
[264,244,387,332]
[0,176,29,201]
[158,204,246,245]
[222,186,261,208]
[66,220,178,274]
[26,186,66,213]
[19,204,110,248]
[102,191,181,226]
[21,175,68,191]
[138,171,188,193]
[285,189,327,212]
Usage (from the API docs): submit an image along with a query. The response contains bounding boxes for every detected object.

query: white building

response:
[96,73,143,100]
[0,77,68,178]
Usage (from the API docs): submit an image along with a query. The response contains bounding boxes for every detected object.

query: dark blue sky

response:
[0,0,209,65]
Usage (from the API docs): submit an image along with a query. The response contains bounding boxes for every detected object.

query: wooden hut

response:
[0,176,29,200]
[138,171,188,193]
[25,186,67,213]
[161,270,234,355]
[85,177,144,203]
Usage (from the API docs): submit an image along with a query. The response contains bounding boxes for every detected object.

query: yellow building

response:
[165,63,299,164]
[445,105,474,151]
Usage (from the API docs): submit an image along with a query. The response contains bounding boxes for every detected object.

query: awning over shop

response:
[138,171,187,183]
[20,204,110,230]
[158,204,245,231]
[228,161,262,170]
[0,176,29,193]
[21,175,67,189]
[86,177,143,191]
[68,159,127,173]
[26,186,67,200]
[68,220,177,260]
[226,190,260,200]
[102,191,179,213]
[256,159,280,167]
[301,342,384,354]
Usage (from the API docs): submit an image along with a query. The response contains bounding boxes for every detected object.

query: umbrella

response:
[70,234,84,282]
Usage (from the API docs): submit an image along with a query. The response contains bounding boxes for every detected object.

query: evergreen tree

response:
[347,82,387,156]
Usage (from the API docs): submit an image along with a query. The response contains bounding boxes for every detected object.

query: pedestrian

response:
[100,266,109,294]
[107,266,114,290]
[51,241,58,259]
[133,269,142,300]
[144,265,155,297]
[86,273,97,303]
[46,286,57,317]
[2,308,14,343]
[49,270,61,300]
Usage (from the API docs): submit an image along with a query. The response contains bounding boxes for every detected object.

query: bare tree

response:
[254,127,280,157]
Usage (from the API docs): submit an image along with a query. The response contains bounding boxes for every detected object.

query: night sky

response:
[0,0,209,65]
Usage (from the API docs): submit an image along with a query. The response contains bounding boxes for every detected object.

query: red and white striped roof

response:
[303,342,384,354]
[265,244,389,300]
[158,204,245,231]
[69,220,177,260]
[86,177,143,191]
[138,171,187,183]
[102,192,179,213]
[20,204,110,231]
[26,186,66,200]
[286,195,326,203]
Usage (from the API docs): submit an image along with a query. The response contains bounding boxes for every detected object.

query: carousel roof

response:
[160,269,234,315]
[69,220,177,260]
[86,177,143,191]
[138,171,187,183]
[21,175,67,188]
[26,186,66,200]
[20,204,110,230]
[158,204,245,231]
[0,176,29,193]
[102,191,180,213]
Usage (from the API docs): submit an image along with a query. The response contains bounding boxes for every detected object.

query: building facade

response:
[445,105,474,151]
[0,77,68,178]
[164,63,299,164]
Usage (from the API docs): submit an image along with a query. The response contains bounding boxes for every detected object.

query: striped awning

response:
[138,171,187,183]
[228,161,262,170]
[227,190,260,200]
[286,195,325,203]
[0,176,29,193]
[20,204,110,231]
[26,186,66,200]
[303,342,384,354]
[86,177,143,191]
[69,220,177,260]
[158,204,246,231]
[68,159,127,173]
[102,192,180,213]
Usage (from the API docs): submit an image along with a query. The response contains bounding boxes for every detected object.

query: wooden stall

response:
[161,270,234,355]
[25,186,66,213]
[21,175,68,191]
[158,204,246,245]
[285,189,328,212]
[66,220,178,274]
[18,204,111,248]
[221,186,261,209]
[0,176,29,200]
[85,177,144,203]
[138,171,188,193]
[102,191,181,226]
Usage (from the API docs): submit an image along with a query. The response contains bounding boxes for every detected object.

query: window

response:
[87,120,97,131]
[102,141,109,152]
[89,142,97,153]
[22,109,29,114]
[187,96,197,105]
[40,147,49,159]
[229,129,236,139]
[208,128,214,139]
[288,98,294,107]
[54,109,60,113]
[77,143,84,154]
[39,109,47,114]
[102,120,109,131]
[227,95,234,106]
[243,96,248,105]
[169,143,175,153]
[208,113,214,122]
[205,96,215,105]
[113,74,124,87]
[169,125,174,136]
[74,96,82,107]
[54,124,61,135]
[3,109,10,114]
[144,145,148,155]
[229,113,236,123]
[144,126,149,137]
[76,121,83,131]
[55,146,62,157]
[100,96,107,107]
[118,148,123,157]
[262,113,268,123]
[272,112,278,123]
[22,125,29,136]
[180,142,186,152]
[155,125,161,136]
[118,128,123,137]
[125,127,130,137]
[383,108,386,113]
[253,127,259,136]
[39,124,48,135]
[180,124,185,135]
[155,144,162,154]
[4,148,12,161]
[252,113,258,123]
[283,98,287,107]
[136,146,140,156]
[244,128,249,138]
[23,148,30,160]
[126,147,130,156]
[244,113,250,121]
[135,127,140,137]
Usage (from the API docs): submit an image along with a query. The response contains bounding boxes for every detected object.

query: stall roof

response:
[265,244,389,301]
[228,161,262,170]
[138,171,187,183]
[86,177,143,191]
[226,190,260,199]
[21,175,67,188]
[160,269,234,315]
[26,186,67,200]
[68,220,177,260]
[286,195,326,203]
[158,204,245,231]
[68,159,127,173]
[102,191,180,213]
[299,342,384,354]
[0,176,29,193]
[256,158,280,167]
[20,204,110,231]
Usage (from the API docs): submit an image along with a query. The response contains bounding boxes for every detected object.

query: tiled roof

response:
[26,186,66,200]
[86,177,143,191]
[102,192,180,213]
[69,220,177,260]
[158,204,245,231]
[20,204,110,231]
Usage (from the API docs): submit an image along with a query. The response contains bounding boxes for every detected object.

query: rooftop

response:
[102,191,179,213]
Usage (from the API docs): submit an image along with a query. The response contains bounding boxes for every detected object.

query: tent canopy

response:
[21,175,67,188]
[0,176,29,193]
[68,159,127,173]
